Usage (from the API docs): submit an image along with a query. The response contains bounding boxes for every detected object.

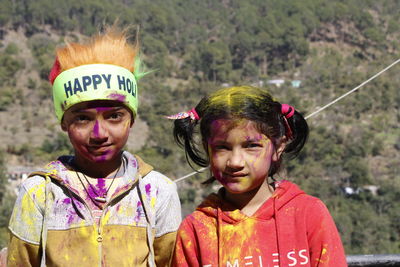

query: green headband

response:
[52,64,138,122]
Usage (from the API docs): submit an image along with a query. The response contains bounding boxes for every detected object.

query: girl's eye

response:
[214,144,230,151]
[246,143,262,149]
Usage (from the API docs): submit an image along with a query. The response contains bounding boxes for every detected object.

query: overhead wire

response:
[173,58,400,183]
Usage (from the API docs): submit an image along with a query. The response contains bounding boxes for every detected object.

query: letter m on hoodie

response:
[226,259,239,267]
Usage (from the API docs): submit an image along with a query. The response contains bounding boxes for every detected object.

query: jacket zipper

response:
[57,175,139,267]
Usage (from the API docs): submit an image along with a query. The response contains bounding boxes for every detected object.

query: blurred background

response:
[0,0,399,255]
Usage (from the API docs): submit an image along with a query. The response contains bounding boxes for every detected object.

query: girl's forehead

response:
[210,119,261,136]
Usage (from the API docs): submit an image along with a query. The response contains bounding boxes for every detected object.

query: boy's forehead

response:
[67,100,128,112]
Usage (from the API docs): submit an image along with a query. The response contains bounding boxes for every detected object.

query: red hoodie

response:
[172,180,347,267]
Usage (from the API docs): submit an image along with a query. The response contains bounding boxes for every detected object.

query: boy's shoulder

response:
[141,170,177,192]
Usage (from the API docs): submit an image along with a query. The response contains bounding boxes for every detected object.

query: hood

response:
[28,151,153,197]
[196,180,305,223]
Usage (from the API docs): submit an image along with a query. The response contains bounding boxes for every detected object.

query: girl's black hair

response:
[173,85,309,177]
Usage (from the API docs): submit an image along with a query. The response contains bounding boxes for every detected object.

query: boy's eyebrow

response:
[71,106,124,113]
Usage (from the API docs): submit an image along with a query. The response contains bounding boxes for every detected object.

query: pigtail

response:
[283,109,309,158]
[172,99,209,169]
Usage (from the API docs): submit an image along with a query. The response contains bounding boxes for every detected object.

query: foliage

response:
[0,0,399,254]
[0,150,16,248]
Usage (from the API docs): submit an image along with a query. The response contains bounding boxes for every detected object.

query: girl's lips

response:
[223,172,248,178]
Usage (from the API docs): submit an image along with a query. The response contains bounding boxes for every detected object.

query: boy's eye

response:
[108,112,124,120]
[75,114,90,122]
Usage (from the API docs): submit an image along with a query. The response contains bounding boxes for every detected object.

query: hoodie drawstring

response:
[216,208,223,267]
[273,193,282,267]
[40,175,52,267]
[137,175,156,267]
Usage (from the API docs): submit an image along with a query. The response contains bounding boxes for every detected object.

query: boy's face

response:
[61,100,133,164]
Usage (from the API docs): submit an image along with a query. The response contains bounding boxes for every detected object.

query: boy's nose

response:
[90,120,109,140]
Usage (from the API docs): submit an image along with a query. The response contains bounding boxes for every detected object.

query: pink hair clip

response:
[281,104,295,118]
[166,108,200,121]
[281,104,295,139]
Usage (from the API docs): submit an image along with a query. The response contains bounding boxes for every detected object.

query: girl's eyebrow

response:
[245,136,263,142]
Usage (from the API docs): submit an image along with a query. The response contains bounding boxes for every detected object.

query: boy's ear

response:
[61,121,67,132]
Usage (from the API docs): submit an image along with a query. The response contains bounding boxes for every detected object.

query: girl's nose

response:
[226,149,245,169]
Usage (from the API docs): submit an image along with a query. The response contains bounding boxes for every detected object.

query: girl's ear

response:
[272,137,287,162]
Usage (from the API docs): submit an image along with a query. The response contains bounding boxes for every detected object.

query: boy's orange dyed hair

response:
[50,26,138,84]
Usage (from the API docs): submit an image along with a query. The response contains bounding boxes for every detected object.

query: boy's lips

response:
[87,144,113,152]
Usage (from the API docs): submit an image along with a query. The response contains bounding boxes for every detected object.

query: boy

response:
[7,26,181,267]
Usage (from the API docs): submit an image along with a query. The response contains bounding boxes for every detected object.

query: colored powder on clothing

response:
[145,184,151,197]
[134,201,142,225]
[131,159,137,168]
[96,178,107,196]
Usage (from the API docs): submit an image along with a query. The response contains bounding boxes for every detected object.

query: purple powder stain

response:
[94,150,113,163]
[64,198,83,225]
[145,184,151,197]
[96,178,107,197]
[134,201,143,225]
[93,120,100,137]
[85,183,99,200]
[95,107,115,112]
[107,93,126,102]
[131,159,137,168]
[66,209,78,225]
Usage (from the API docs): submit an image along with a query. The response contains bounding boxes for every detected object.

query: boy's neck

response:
[73,153,123,178]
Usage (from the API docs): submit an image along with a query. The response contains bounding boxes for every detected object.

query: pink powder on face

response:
[96,150,113,162]
[93,120,100,137]
[95,107,115,112]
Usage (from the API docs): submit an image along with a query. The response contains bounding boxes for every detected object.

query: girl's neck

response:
[73,153,123,178]
[224,179,274,216]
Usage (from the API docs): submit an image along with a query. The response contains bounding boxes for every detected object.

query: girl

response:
[170,86,347,266]
[7,26,181,267]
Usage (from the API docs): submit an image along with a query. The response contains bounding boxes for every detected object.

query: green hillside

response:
[0,0,399,253]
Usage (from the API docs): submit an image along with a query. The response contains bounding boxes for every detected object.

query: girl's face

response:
[61,100,133,164]
[208,119,282,195]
